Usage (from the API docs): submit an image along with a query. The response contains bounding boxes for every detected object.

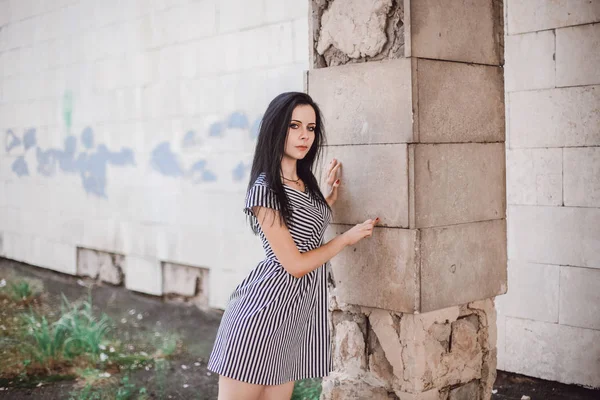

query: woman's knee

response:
[217,375,264,400]
[261,380,295,400]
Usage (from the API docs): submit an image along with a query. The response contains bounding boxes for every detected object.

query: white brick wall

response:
[500,0,600,387]
[0,0,310,309]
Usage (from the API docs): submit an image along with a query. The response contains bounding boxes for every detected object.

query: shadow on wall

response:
[5,111,261,197]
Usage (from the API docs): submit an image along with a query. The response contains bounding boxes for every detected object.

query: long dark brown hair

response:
[247,92,330,234]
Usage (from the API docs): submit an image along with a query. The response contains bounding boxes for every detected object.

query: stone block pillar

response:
[307,1,506,399]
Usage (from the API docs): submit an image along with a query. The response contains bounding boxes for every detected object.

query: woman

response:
[207,92,379,400]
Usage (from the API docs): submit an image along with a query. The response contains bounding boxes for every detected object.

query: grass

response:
[0,276,180,398]
[292,378,322,400]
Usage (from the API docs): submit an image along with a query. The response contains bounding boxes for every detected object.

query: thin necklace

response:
[282,176,301,183]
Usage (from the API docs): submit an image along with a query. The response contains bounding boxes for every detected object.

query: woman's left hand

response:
[325,158,342,206]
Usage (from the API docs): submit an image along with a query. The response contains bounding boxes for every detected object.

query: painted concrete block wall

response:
[0,0,310,309]
[498,0,600,388]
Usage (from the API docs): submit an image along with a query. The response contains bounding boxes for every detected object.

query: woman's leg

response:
[217,375,264,400]
[261,381,295,400]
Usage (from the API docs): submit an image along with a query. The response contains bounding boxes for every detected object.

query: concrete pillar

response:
[307,1,506,399]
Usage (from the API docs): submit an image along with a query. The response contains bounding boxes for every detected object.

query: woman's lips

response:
[296,146,308,151]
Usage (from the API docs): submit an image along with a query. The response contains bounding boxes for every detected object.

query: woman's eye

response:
[290,124,298,129]
[308,126,315,132]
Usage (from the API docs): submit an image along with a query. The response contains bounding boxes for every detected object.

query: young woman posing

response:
[207,92,379,400]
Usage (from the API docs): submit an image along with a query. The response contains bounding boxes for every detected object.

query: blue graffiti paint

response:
[188,159,217,183]
[36,147,61,176]
[232,162,247,182]
[76,145,135,197]
[11,157,29,176]
[250,117,261,139]
[182,130,200,148]
[81,126,94,149]
[209,122,224,137]
[202,170,217,182]
[150,142,184,177]
[58,136,79,173]
[23,128,37,150]
[30,129,135,196]
[5,130,21,152]
[228,111,249,129]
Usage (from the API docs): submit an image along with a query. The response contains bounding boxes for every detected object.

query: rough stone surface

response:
[558,266,600,330]
[506,148,563,206]
[410,0,503,65]
[320,376,397,400]
[556,23,600,87]
[505,316,600,387]
[162,261,209,307]
[508,85,600,148]
[420,220,507,312]
[448,380,480,400]
[563,147,600,208]
[508,205,600,269]
[505,30,555,92]
[322,144,408,227]
[312,0,404,68]
[507,0,600,34]
[369,309,404,381]
[412,143,505,228]
[416,59,505,143]
[77,247,124,285]
[332,320,367,375]
[308,59,413,145]
[324,302,497,399]
[326,225,419,313]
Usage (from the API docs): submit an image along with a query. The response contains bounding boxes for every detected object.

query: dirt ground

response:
[1,259,598,400]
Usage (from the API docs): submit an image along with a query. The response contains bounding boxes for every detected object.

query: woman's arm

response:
[253,206,376,279]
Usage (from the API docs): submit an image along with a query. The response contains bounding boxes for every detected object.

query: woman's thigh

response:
[261,380,295,400]
[217,375,264,400]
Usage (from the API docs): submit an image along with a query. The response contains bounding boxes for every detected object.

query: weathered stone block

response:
[507,0,600,34]
[326,225,419,313]
[559,266,600,330]
[420,220,507,312]
[506,148,563,206]
[564,147,600,208]
[77,247,125,285]
[505,316,600,387]
[556,23,600,87]
[411,143,505,228]
[495,260,559,323]
[448,380,480,400]
[508,86,600,148]
[409,0,503,65]
[508,205,600,269]
[308,59,413,145]
[415,59,505,143]
[505,30,555,92]
[162,261,209,307]
[332,320,367,375]
[320,376,396,400]
[323,144,408,227]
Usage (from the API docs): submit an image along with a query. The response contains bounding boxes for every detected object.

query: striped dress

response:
[207,173,333,385]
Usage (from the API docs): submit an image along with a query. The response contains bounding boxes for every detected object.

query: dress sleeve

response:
[243,184,280,217]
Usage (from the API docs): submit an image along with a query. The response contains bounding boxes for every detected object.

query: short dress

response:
[207,172,333,385]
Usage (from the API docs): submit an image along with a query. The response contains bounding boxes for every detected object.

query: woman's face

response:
[283,104,316,161]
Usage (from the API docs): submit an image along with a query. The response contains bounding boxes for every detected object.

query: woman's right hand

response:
[343,218,380,246]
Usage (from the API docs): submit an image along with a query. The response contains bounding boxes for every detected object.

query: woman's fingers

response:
[327,159,342,183]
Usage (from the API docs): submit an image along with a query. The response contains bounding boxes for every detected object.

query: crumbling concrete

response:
[162,261,209,308]
[77,247,125,285]
[324,292,498,399]
[311,0,404,68]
